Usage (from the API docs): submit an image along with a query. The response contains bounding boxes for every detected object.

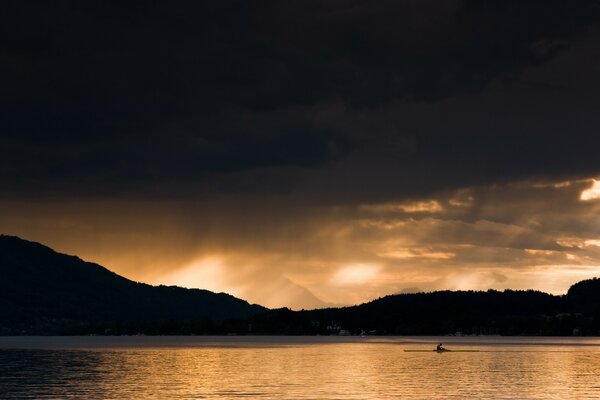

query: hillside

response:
[0,235,266,334]
[247,282,600,336]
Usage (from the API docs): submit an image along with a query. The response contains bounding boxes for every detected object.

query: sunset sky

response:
[2,1,600,309]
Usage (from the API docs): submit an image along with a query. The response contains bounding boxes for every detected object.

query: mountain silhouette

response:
[2,234,600,336]
[0,235,265,334]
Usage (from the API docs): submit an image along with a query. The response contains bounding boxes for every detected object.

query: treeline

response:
[247,279,600,336]
[8,280,599,336]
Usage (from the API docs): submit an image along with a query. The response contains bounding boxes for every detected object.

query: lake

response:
[1,336,599,399]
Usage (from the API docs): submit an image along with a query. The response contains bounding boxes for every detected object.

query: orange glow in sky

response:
[2,177,600,309]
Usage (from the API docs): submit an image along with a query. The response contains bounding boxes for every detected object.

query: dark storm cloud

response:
[4,1,600,308]
[1,0,600,196]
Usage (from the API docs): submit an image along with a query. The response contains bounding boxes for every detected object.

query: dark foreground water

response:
[1,336,599,399]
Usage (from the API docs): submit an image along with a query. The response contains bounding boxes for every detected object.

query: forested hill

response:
[248,279,600,336]
[0,235,266,334]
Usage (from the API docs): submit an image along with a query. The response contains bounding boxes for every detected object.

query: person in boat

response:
[436,343,446,351]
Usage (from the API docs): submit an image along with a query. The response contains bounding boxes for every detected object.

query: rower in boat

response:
[436,343,446,351]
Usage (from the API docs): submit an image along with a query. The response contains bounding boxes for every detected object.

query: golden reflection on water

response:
[1,337,600,399]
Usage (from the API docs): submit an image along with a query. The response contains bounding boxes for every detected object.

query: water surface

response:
[1,336,599,399]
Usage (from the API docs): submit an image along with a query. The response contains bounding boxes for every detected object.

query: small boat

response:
[404,349,479,353]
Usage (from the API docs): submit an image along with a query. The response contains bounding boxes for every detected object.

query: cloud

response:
[2,2,600,308]
[331,264,381,286]
[1,1,600,198]
[580,180,600,201]
[362,200,444,214]
[3,176,600,308]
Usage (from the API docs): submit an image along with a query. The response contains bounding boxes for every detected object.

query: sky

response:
[2,1,600,309]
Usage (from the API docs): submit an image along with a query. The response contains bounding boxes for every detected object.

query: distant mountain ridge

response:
[0,235,266,334]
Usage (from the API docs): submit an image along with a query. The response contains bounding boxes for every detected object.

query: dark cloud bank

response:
[2,1,600,308]
[2,0,600,200]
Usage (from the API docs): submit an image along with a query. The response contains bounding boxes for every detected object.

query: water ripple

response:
[0,337,599,399]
